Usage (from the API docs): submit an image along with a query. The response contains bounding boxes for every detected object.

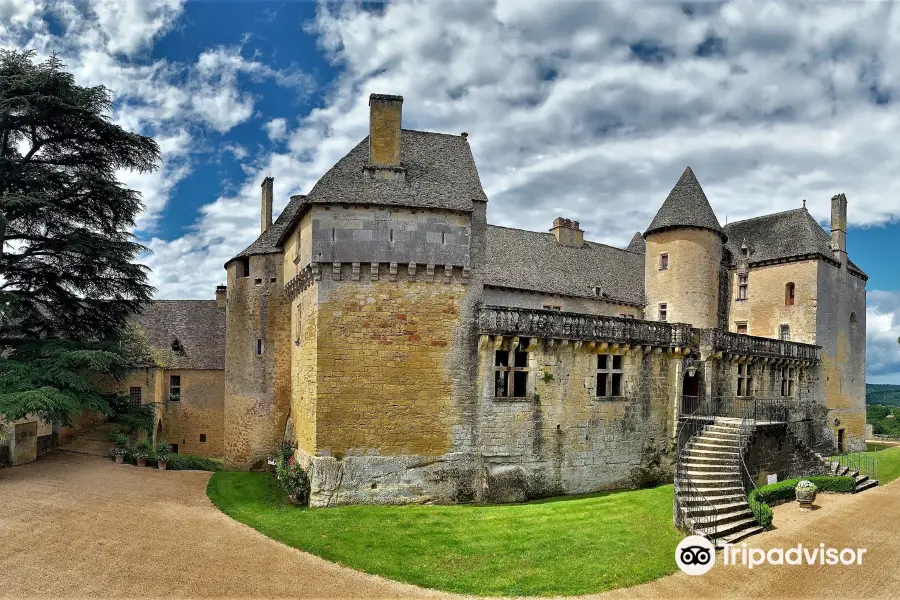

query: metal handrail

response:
[675,397,719,544]
[831,440,878,482]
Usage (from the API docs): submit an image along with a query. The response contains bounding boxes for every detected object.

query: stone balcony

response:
[700,329,820,364]
[476,305,696,350]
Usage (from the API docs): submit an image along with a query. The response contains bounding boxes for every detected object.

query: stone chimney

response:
[215,285,227,309]
[368,94,403,168]
[261,177,273,234]
[830,193,847,264]
[550,217,584,247]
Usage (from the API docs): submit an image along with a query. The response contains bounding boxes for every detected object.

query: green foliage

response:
[155,441,170,462]
[274,445,310,505]
[109,429,128,454]
[107,392,154,435]
[0,49,159,342]
[135,438,151,459]
[748,476,856,528]
[207,474,685,597]
[0,339,127,425]
[866,384,900,407]
[165,453,223,472]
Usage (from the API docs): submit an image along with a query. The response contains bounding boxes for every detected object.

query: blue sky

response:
[2,0,899,381]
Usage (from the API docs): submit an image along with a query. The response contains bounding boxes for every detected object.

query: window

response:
[659,253,669,270]
[781,367,795,397]
[593,286,603,297]
[129,387,142,406]
[199,434,207,443]
[542,305,562,311]
[296,305,303,344]
[169,376,181,402]
[494,339,531,398]
[735,321,748,335]
[441,232,446,245]
[169,443,179,454]
[779,324,791,341]
[659,303,668,322]
[254,278,263,285]
[596,354,624,397]
[737,274,748,300]
[850,312,858,331]
[269,277,277,284]
[736,363,752,397]
[256,339,264,355]
[236,256,250,278]
[785,283,795,306]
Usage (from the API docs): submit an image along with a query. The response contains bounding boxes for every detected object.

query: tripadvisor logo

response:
[676,535,715,575]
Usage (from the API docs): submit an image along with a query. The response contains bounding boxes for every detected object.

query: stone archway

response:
[680,358,702,415]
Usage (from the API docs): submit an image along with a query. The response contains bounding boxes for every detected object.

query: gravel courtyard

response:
[2,449,899,599]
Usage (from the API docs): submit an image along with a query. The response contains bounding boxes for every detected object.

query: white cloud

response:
[264,118,289,142]
[867,291,900,382]
[88,0,184,57]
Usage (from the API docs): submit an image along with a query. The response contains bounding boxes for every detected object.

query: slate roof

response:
[132,301,226,370]
[723,208,868,279]
[625,232,645,254]
[485,225,644,305]
[645,166,727,241]
[228,129,486,264]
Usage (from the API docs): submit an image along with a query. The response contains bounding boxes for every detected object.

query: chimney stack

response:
[368,94,403,168]
[261,177,273,234]
[215,285,227,309]
[550,217,584,247]
[830,193,847,265]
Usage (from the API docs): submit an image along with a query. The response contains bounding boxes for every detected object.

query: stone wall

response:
[745,423,829,487]
[644,228,722,327]
[482,287,642,318]
[728,260,818,343]
[816,260,867,450]
[224,252,292,470]
[160,369,225,457]
[476,341,676,501]
[1,416,54,466]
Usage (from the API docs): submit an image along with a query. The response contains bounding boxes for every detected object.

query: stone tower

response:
[643,167,726,328]
[222,178,292,470]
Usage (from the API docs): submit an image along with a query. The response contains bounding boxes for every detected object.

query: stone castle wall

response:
[482,287,642,318]
[727,260,818,342]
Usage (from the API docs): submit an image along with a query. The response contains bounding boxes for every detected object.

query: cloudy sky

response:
[3,0,899,382]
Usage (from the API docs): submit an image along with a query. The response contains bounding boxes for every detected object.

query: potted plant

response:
[156,441,170,470]
[135,439,152,467]
[111,431,129,464]
[796,480,817,510]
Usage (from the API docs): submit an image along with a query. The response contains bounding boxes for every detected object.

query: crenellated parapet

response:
[284,261,470,299]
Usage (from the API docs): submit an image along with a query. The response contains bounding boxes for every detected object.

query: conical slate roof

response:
[625,231,645,254]
[644,167,727,241]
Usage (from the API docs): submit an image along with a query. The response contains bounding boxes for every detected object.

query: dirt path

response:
[1,451,898,599]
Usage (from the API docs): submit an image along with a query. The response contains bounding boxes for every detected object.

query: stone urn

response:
[115,453,125,464]
[796,480,817,511]
[137,457,148,467]
[158,460,168,471]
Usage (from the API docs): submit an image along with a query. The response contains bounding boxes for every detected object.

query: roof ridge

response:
[486,224,633,253]
[725,207,808,227]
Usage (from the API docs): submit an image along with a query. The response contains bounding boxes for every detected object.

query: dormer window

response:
[593,286,603,297]
[171,338,183,353]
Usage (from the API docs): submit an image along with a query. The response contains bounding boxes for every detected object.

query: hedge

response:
[748,476,856,528]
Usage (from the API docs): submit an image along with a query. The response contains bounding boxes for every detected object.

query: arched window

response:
[850,312,858,331]
[785,282,795,306]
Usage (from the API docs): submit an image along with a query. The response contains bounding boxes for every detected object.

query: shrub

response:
[109,429,129,455]
[135,439,152,459]
[155,441,170,463]
[748,476,855,528]
[166,453,223,472]
[274,444,310,505]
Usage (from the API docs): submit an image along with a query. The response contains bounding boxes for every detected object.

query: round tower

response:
[643,166,726,329]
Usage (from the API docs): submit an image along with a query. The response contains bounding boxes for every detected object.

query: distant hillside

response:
[867,384,900,407]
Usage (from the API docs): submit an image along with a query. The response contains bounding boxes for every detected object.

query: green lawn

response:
[207,472,684,597]
[863,444,900,484]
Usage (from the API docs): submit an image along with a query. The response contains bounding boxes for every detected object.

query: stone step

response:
[681,470,741,481]
[696,516,761,540]
[706,424,742,433]
[681,462,740,473]
[679,493,746,506]
[714,524,766,548]
[685,507,754,526]
[853,479,878,494]
[683,500,751,516]
[691,485,746,496]
[687,443,742,454]
[701,429,741,440]
[677,478,742,488]
[692,437,741,447]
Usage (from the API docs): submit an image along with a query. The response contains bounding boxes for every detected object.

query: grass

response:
[863,444,900,484]
[207,472,684,597]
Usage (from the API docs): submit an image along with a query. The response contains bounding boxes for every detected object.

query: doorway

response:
[681,370,701,414]
[837,428,845,453]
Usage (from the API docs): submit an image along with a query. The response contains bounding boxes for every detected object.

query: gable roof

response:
[645,166,727,241]
[227,129,487,265]
[485,225,644,305]
[723,208,868,279]
[133,301,226,370]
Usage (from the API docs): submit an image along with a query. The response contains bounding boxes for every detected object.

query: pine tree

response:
[0,50,160,425]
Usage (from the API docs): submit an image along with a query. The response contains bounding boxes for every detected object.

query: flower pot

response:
[115,454,124,464]
[137,457,147,467]
[796,480,817,510]
[158,461,168,471]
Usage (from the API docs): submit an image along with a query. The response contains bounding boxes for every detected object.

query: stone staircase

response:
[826,460,879,493]
[676,418,764,547]
[59,422,117,457]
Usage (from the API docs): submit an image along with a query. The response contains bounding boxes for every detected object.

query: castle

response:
[101,94,867,516]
